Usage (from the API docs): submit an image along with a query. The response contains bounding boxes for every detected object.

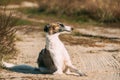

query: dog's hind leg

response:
[35,67,57,74]
[37,67,50,74]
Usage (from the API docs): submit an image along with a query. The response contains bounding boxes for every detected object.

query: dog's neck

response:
[46,33,60,40]
[45,33,63,50]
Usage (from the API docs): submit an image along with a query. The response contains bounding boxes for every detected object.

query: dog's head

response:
[44,23,73,35]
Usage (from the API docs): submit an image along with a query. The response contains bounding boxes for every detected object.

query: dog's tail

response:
[1,59,55,74]
[1,59,43,74]
[1,59,15,68]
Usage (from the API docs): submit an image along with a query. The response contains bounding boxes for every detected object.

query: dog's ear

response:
[58,23,64,27]
[44,24,50,32]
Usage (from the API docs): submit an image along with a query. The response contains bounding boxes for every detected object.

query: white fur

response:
[45,26,85,76]
[64,26,72,31]
[2,60,15,68]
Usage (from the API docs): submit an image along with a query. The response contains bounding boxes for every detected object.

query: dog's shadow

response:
[4,64,43,74]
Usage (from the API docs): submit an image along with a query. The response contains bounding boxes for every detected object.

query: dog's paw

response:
[53,71,63,75]
[79,73,87,76]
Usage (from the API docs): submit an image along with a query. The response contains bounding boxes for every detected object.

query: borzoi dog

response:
[37,23,86,76]
[1,23,86,76]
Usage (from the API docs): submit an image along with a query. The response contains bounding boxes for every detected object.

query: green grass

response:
[17,7,120,29]
[16,18,33,26]
[13,17,45,26]
[18,8,99,26]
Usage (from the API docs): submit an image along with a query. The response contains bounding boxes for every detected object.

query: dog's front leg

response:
[67,64,87,76]
[52,56,64,75]
[65,68,79,76]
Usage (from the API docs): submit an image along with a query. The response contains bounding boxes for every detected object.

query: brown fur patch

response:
[48,23,60,35]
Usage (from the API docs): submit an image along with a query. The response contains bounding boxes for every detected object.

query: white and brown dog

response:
[37,23,86,76]
[1,23,86,76]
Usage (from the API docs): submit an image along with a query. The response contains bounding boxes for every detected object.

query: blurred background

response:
[38,0,120,23]
[0,0,120,23]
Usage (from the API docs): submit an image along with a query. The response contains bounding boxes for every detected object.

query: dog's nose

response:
[71,28,74,31]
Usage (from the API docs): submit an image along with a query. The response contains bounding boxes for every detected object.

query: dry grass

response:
[0,0,36,5]
[0,6,17,62]
[37,0,120,23]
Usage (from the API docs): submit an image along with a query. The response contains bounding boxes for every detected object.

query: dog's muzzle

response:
[64,26,73,32]
[59,26,73,32]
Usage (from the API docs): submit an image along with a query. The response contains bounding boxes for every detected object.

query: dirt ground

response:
[0,24,120,80]
[0,2,120,80]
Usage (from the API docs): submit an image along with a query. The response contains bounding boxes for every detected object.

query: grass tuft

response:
[0,3,18,64]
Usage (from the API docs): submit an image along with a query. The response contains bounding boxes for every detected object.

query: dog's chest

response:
[46,34,68,57]
[47,37,64,50]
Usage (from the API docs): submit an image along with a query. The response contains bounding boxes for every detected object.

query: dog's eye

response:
[57,22,64,27]
[59,23,64,27]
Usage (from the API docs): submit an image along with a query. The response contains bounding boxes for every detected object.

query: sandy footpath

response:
[0,25,120,80]
[0,1,119,80]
